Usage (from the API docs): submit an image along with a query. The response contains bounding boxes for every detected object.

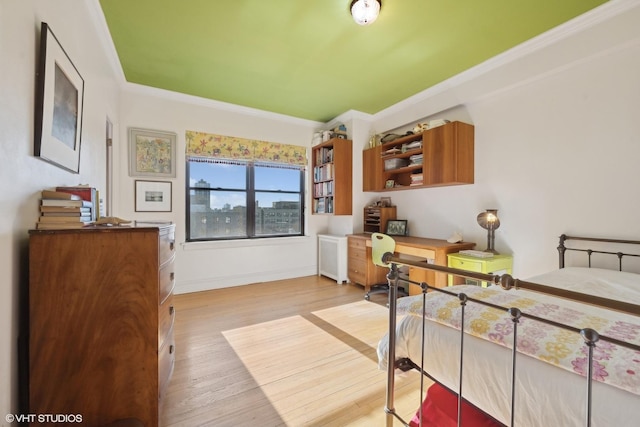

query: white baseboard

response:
[175,265,317,294]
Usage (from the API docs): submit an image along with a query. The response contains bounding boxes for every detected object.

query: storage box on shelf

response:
[363,121,474,192]
[312,137,352,215]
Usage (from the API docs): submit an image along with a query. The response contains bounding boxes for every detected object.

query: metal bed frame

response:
[373,234,640,427]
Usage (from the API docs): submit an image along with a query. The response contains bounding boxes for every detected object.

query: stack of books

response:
[36,188,95,229]
[410,173,424,186]
[409,153,423,166]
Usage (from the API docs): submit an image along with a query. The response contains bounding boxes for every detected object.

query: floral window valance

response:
[185,130,307,167]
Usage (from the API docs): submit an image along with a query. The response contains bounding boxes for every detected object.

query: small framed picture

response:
[380,196,392,207]
[135,180,172,212]
[129,128,177,177]
[385,179,395,189]
[385,219,408,236]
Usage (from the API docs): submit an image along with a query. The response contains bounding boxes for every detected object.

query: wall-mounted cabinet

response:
[312,138,352,215]
[363,121,474,192]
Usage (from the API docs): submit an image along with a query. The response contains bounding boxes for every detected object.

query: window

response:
[187,160,305,241]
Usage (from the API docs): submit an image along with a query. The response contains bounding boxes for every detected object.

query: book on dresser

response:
[55,186,97,220]
[38,215,93,223]
[40,205,92,215]
[38,189,95,229]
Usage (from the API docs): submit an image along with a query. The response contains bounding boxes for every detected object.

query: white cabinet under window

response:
[318,234,348,284]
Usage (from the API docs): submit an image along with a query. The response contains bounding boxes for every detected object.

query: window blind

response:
[186,130,307,168]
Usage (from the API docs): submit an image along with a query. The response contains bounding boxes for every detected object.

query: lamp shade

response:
[477,209,500,231]
[350,0,381,25]
[477,209,500,254]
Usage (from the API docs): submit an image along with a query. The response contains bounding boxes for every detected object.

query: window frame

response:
[186,160,305,242]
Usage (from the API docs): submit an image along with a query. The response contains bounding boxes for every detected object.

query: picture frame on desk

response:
[34,22,84,174]
[135,180,172,212]
[379,196,392,207]
[386,219,408,236]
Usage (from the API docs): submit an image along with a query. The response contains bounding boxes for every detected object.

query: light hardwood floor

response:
[160,275,427,427]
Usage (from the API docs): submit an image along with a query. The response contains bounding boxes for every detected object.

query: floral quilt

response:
[397,285,640,395]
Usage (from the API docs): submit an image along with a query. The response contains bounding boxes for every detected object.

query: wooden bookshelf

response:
[363,121,474,192]
[312,138,352,215]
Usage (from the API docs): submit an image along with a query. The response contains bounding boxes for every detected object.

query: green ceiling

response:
[99,0,607,122]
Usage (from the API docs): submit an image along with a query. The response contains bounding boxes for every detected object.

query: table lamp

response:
[477,209,500,254]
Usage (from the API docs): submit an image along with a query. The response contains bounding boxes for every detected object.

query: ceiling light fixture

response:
[350,0,381,26]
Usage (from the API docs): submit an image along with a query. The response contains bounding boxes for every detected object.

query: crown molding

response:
[373,0,638,121]
[123,82,323,128]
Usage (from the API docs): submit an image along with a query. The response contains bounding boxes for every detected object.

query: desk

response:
[347,233,475,294]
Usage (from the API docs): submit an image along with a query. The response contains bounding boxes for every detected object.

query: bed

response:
[373,234,640,427]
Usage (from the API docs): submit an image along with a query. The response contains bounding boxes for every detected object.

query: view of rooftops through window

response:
[187,161,303,240]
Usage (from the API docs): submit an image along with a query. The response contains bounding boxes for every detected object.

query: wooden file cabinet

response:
[28,224,176,426]
[363,206,397,234]
[347,235,389,292]
[447,253,513,287]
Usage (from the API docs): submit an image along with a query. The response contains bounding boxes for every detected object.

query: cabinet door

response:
[363,145,384,192]
[424,122,474,185]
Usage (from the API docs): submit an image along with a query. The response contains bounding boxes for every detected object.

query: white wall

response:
[0,0,120,417]
[365,1,640,278]
[115,87,322,293]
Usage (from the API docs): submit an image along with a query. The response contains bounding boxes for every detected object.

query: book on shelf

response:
[409,154,423,166]
[410,172,424,186]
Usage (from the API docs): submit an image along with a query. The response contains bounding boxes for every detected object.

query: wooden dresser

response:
[28,224,176,426]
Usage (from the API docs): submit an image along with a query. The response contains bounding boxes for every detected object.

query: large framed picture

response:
[129,128,177,177]
[385,219,408,236]
[135,180,172,212]
[34,22,84,173]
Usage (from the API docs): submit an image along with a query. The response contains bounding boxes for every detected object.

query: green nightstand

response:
[447,253,513,287]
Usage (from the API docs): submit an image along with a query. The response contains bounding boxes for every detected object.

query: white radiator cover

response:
[318,234,348,284]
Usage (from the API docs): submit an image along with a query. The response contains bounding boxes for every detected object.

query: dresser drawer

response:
[159,226,176,266]
[158,327,175,401]
[159,294,175,350]
[159,261,175,305]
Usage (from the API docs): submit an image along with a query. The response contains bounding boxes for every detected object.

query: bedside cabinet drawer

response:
[449,257,483,272]
[447,253,513,287]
